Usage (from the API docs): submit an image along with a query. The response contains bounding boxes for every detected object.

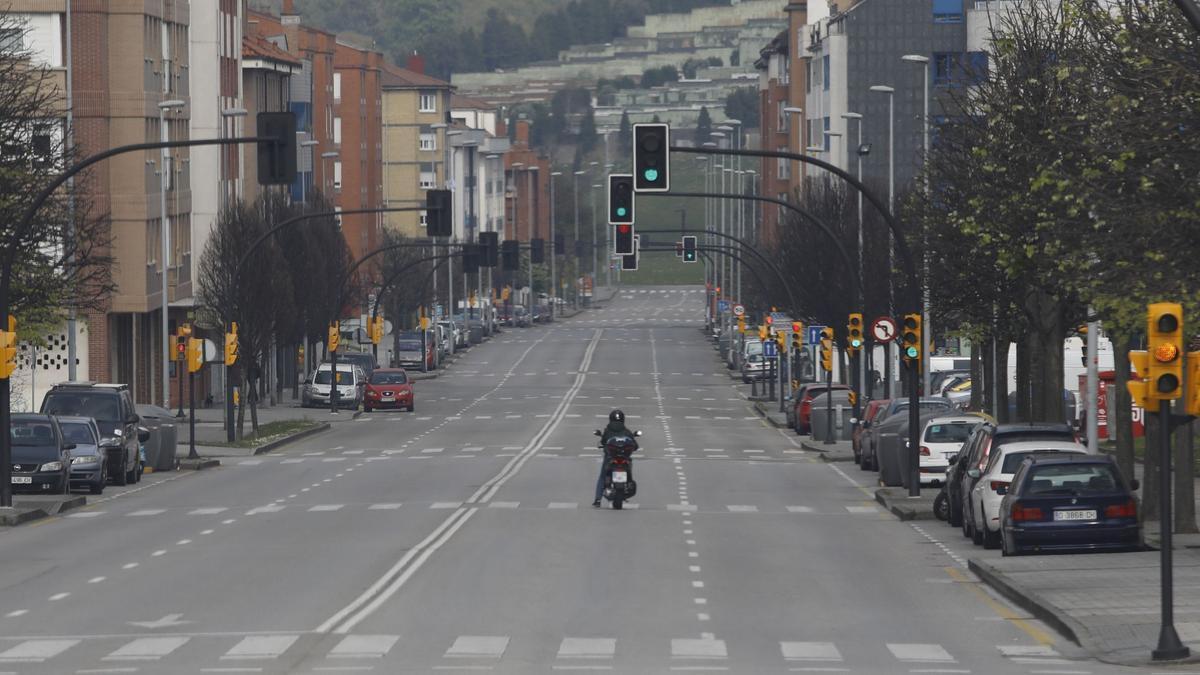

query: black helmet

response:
[609,409,625,424]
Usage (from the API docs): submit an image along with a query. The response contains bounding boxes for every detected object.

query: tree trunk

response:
[249,370,260,436]
[970,338,984,413]
[1026,291,1066,423]
[235,370,245,442]
[1174,413,1198,533]
[1016,335,1031,422]
[1111,332,1135,484]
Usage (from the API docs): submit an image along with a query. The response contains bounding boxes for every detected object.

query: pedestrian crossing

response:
[0,633,1070,672]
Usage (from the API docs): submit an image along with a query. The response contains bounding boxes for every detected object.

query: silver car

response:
[57,416,106,494]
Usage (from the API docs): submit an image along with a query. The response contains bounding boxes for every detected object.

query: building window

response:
[777,101,788,133]
[934,53,956,86]
[0,27,22,53]
[419,91,437,113]
[933,0,964,23]
[419,132,436,151]
[419,161,437,189]
[776,146,790,180]
[333,116,342,144]
[419,211,428,227]
[333,161,342,190]
[822,55,830,91]
[333,72,341,101]
[966,51,989,83]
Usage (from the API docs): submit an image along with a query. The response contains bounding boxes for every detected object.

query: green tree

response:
[693,106,713,145]
[723,87,759,129]
[618,110,632,157]
[578,106,598,153]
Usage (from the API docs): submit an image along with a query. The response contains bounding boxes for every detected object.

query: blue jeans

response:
[594,458,608,502]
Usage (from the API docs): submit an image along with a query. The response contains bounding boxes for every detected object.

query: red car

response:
[363,368,414,412]
[793,383,853,434]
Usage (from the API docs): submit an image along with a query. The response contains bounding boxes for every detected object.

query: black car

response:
[999,454,1141,556]
[340,350,377,378]
[947,421,1076,530]
[41,382,148,486]
[9,414,73,494]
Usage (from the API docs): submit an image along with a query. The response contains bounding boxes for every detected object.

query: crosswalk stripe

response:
[781,641,842,661]
[127,509,166,517]
[246,504,284,515]
[445,635,510,658]
[726,505,758,513]
[671,638,727,659]
[557,637,616,658]
[103,637,190,660]
[489,501,520,509]
[222,635,299,660]
[368,503,403,510]
[188,507,228,515]
[846,506,878,514]
[887,643,955,662]
[280,458,305,464]
[0,639,80,662]
[786,506,814,513]
[329,634,399,659]
[308,504,344,512]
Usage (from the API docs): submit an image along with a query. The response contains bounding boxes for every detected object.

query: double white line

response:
[317,329,603,634]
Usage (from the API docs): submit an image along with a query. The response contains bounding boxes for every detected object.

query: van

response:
[303,362,366,409]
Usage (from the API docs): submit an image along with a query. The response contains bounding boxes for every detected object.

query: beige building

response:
[381,58,454,237]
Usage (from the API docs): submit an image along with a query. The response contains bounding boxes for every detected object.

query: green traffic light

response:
[644,168,659,182]
[850,339,862,348]
[617,207,627,217]
[905,346,919,358]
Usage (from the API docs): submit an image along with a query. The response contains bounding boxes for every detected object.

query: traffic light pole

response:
[1153,397,1189,661]
[188,366,198,460]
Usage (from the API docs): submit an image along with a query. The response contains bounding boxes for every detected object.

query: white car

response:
[302,363,366,410]
[918,415,984,486]
[967,440,1093,548]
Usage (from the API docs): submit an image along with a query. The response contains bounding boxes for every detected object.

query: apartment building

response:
[332,39,384,263]
[380,57,454,238]
[504,121,551,244]
[241,34,299,202]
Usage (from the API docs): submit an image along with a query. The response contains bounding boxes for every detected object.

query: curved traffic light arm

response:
[370,251,459,321]
[641,243,790,313]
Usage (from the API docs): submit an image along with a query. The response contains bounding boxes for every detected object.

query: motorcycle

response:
[594,429,641,510]
[933,459,955,521]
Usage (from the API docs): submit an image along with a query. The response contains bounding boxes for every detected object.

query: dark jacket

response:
[601,421,633,445]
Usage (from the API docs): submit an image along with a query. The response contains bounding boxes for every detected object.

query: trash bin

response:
[135,404,179,472]
[877,432,904,487]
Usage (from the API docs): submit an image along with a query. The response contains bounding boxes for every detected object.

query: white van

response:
[302,362,366,410]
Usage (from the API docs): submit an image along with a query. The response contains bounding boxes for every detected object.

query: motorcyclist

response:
[594,409,633,507]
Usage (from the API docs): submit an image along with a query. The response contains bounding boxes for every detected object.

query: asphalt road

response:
[0,286,1152,674]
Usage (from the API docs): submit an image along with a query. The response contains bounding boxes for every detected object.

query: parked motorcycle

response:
[933,458,955,521]
[594,429,641,510]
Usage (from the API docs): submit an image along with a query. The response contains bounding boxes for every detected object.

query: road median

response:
[874,487,937,521]
[1,495,87,527]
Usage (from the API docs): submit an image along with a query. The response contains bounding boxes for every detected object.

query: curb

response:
[966,558,1085,648]
[1,495,87,527]
[873,488,936,521]
[800,439,857,463]
[411,372,440,381]
[751,402,788,429]
[254,422,333,456]
[178,458,222,470]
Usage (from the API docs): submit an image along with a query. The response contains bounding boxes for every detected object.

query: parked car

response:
[948,421,1077,531]
[339,350,377,378]
[917,415,985,486]
[740,341,768,383]
[9,414,72,494]
[967,440,1093,548]
[41,382,145,486]
[514,306,531,327]
[394,334,427,370]
[302,363,366,410]
[852,399,890,465]
[364,368,414,412]
[794,383,854,435]
[57,416,106,494]
[859,397,955,470]
[135,404,179,473]
[999,454,1141,556]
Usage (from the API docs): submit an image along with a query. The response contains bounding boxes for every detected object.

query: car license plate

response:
[11,476,32,484]
[1054,509,1097,521]
[612,471,628,484]
[382,396,394,402]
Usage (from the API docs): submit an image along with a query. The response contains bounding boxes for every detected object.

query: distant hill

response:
[248,0,729,80]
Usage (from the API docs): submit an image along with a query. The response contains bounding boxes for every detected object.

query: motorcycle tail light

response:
[1104,500,1137,518]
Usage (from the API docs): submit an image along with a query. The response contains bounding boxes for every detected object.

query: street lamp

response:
[299,139,319,203]
[320,151,339,196]
[591,182,603,290]
[572,168,586,309]
[870,83,896,397]
[550,171,562,319]
[157,99,185,408]
[903,54,932,394]
[823,130,843,171]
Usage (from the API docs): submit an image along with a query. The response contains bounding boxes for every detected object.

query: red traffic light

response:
[618,224,631,234]
[792,322,801,333]
[765,316,773,326]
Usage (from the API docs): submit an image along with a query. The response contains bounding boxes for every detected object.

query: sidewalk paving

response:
[969,549,1200,666]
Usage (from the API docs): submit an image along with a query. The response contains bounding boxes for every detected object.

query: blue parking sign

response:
[717,300,730,313]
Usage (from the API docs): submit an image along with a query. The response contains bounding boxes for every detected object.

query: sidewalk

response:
[801,437,856,463]
[969,549,1200,666]
[0,495,86,526]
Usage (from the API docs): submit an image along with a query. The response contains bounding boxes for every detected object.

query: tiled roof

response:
[381,63,453,90]
[243,34,302,66]
[451,94,496,110]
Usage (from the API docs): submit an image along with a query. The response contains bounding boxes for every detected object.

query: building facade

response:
[332,39,384,262]
[381,59,454,237]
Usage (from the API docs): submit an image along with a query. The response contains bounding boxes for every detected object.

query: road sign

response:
[770,311,788,323]
[763,340,778,358]
[717,300,730,313]
[732,304,745,317]
[806,325,827,345]
[871,317,898,343]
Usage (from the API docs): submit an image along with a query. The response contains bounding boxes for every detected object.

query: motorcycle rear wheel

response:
[612,499,623,510]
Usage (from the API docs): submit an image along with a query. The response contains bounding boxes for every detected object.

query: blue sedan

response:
[999,454,1141,556]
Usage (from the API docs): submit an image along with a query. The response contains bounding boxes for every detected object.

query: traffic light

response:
[575,240,585,258]
[462,243,481,273]
[554,237,565,255]
[737,317,746,334]
[1147,302,1183,400]
[615,224,635,256]
[425,189,453,237]
[758,325,768,340]
[846,312,864,354]
[501,239,520,271]
[1128,350,1151,409]
[255,111,297,185]
[1186,351,1200,417]
[902,313,922,365]
[765,315,774,329]
[820,327,834,373]
[633,123,670,192]
[530,238,545,264]
[479,232,499,267]
[176,337,187,361]
[682,235,697,263]
[0,316,16,379]
[187,337,204,374]
[327,322,340,353]
[368,316,383,345]
[791,330,802,352]
[621,247,638,271]
[224,321,239,366]
[608,174,635,224]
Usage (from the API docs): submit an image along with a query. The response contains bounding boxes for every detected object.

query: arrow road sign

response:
[763,340,778,358]
[806,326,827,344]
[871,317,898,343]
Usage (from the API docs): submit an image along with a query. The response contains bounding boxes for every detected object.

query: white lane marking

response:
[88,577,106,584]
[489,502,519,509]
[422,448,445,454]
[246,505,284,515]
[309,505,344,512]
[0,639,80,662]
[221,635,300,660]
[557,638,616,658]
[726,505,758,513]
[846,506,878,514]
[368,503,403,510]
[781,642,843,661]
[238,460,263,466]
[4,609,27,618]
[887,644,955,662]
[49,592,70,601]
[445,636,509,658]
[322,458,347,463]
[122,563,139,570]
[104,637,190,661]
[786,506,815,513]
[671,638,727,659]
[328,635,399,659]
[67,511,105,518]
[430,502,462,509]
[127,509,166,517]
[189,507,228,515]
[462,447,484,452]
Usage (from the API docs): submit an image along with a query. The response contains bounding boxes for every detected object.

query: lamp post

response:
[710,131,727,297]
[903,53,932,394]
[591,182,603,290]
[843,110,866,395]
[158,99,185,408]
[870,84,896,397]
[320,151,339,194]
[549,171,562,319]
[299,139,318,203]
[783,106,804,185]
[526,165,539,314]
[702,142,718,314]
[572,168,586,309]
